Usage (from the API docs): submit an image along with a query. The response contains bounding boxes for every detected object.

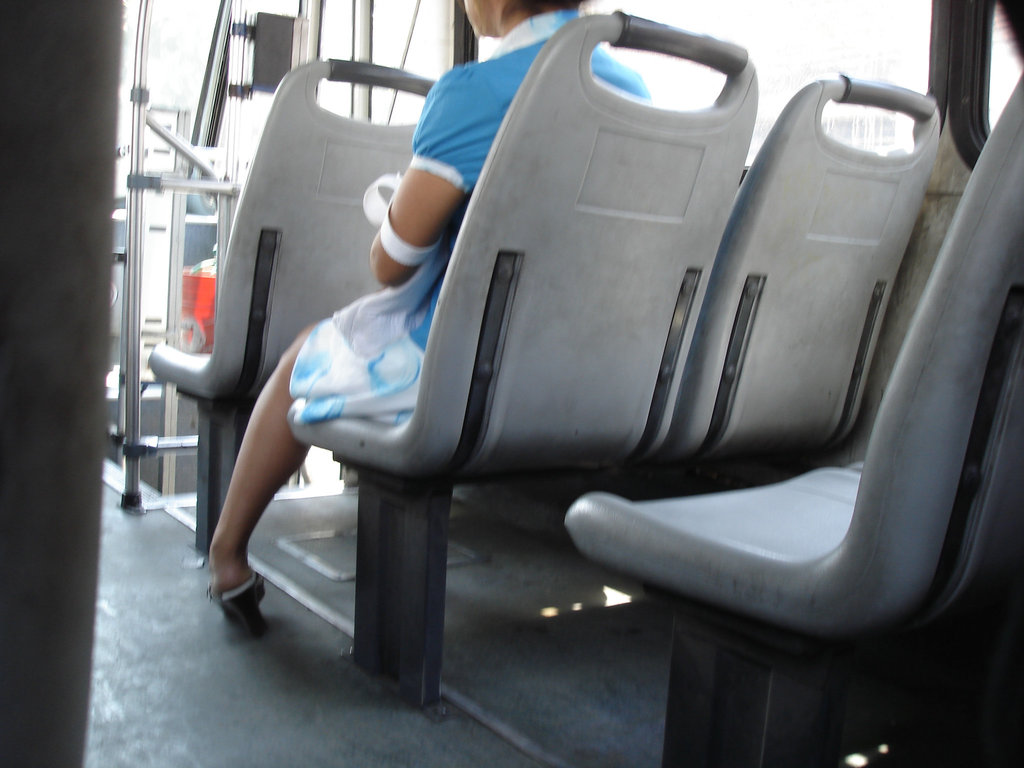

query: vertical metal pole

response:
[220,0,247,252]
[385,0,422,124]
[309,0,325,59]
[217,0,237,286]
[352,0,373,118]
[161,110,191,496]
[120,0,154,511]
[225,0,246,186]
[216,0,247,321]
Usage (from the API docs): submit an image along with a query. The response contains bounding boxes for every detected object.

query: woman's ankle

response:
[208,540,252,595]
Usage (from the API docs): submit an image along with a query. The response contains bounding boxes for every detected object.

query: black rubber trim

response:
[631,268,702,459]
[450,252,522,470]
[927,286,1024,606]
[828,281,887,445]
[699,274,766,454]
[835,75,937,122]
[234,228,281,395]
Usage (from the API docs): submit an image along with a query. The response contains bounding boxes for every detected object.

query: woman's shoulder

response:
[434,49,538,97]
[420,63,504,126]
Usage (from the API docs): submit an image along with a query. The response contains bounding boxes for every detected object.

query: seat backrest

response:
[397,13,757,475]
[563,77,1024,640]
[648,77,939,462]
[844,75,1024,627]
[149,61,432,399]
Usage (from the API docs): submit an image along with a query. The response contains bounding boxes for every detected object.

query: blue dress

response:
[290,11,649,424]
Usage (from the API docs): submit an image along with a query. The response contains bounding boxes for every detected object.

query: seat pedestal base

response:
[662,600,851,768]
[352,469,453,708]
[194,398,253,553]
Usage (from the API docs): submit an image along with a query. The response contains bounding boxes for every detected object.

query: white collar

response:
[489,9,580,59]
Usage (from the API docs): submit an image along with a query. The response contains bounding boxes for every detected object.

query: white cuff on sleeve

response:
[410,155,467,191]
[379,209,441,267]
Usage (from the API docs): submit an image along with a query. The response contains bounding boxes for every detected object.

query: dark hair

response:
[516,1,584,13]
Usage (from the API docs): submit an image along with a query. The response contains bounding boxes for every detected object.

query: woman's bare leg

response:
[208,328,313,594]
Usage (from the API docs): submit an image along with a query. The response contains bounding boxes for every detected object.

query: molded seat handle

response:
[327,59,434,96]
[612,11,748,76]
[836,74,937,123]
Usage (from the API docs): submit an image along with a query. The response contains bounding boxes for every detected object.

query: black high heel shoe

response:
[208,573,267,637]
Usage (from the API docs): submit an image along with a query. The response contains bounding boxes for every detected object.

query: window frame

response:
[933,0,1002,168]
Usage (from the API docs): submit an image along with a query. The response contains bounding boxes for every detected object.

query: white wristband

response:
[379,209,441,267]
[362,173,402,228]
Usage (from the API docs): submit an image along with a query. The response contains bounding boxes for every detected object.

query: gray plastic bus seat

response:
[288,13,757,706]
[641,77,939,461]
[148,60,433,549]
[565,75,1024,768]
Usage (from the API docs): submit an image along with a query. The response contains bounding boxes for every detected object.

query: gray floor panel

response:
[90,466,1004,767]
[87,486,545,768]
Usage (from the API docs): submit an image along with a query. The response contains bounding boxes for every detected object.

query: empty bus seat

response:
[637,77,939,461]
[288,13,757,706]
[565,75,1024,768]
[148,60,433,549]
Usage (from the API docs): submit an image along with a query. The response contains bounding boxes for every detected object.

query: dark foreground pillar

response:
[0,2,119,766]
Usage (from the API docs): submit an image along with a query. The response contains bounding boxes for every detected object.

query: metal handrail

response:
[145,114,222,180]
[154,177,241,196]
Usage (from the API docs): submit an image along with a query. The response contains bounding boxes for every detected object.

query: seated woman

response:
[207,0,648,635]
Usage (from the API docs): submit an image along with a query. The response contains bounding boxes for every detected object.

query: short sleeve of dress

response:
[411,65,508,192]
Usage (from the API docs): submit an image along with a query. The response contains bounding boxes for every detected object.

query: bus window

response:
[477,16,730,113]
[122,0,318,181]
[818,99,919,156]
[231,1,309,170]
[990,3,1024,129]
[318,0,449,123]
[582,0,932,162]
[117,0,224,195]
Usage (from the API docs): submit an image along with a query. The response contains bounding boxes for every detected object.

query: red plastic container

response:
[181,270,216,353]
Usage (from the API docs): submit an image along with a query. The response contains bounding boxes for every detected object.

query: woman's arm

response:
[370,167,466,287]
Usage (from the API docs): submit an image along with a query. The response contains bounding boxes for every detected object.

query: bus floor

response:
[88,462,1001,768]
